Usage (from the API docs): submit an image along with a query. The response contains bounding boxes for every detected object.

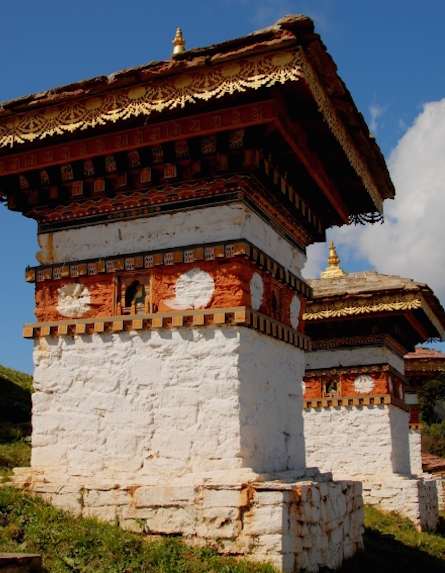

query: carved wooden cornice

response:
[303,291,444,339]
[405,359,445,373]
[22,306,311,350]
[0,47,383,212]
[0,51,303,148]
[303,394,410,413]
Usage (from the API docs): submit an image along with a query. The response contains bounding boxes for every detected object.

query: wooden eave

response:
[305,286,445,341]
[0,15,394,221]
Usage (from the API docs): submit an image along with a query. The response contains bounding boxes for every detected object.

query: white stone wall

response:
[306,345,405,374]
[31,326,305,482]
[36,203,306,277]
[304,404,411,477]
[13,473,363,573]
[408,428,423,476]
[363,477,439,531]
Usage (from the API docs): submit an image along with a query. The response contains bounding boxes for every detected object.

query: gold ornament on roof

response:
[320,241,347,279]
[172,28,186,56]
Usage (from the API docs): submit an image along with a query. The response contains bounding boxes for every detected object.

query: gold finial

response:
[172,27,186,56]
[320,241,347,279]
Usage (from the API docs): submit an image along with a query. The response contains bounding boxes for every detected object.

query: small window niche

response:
[117,274,151,315]
[323,376,341,398]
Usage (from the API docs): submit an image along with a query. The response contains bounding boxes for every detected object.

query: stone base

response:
[429,475,445,512]
[362,476,439,531]
[12,469,364,573]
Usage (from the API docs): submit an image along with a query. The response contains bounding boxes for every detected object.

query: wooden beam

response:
[273,98,349,224]
[405,310,430,343]
[0,100,278,178]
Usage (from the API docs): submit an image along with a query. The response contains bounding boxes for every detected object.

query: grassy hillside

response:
[0,486,275,573]
[1,488,445,573]
[0,364,32,478]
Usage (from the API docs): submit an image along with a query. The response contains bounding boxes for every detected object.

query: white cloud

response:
[248,0,294,28]
[303,242,327,279]
[369,103,386,134]
[305,98,445,304]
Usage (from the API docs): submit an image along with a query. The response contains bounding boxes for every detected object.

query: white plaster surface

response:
[306,345,405,373]
[36,204,306,276]
[304,404,411,477]
[57,283,91,318]
[31,326,306,482]
[409,428,423,476]
[249,272,263,310]
[354,375,374,394]
[165,268,214,310]
[289,295,301,330]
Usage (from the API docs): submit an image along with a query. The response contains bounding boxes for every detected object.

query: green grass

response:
[336,506,445,573]
[0,364,32,479]
[0,363,33,392]
[2,489,445,573]
[0,487,276,573]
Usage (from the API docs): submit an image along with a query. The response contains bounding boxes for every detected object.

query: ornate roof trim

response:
[0,49,304,148]
[0,44,385,212]
[405,358,445,373]
[303,291,445,339]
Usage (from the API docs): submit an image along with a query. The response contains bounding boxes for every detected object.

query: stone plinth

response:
[362,477,439,532]
[304,402,439,531]
[12,469,363,573]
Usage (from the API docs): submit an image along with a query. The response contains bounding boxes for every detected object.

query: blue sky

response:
[1,0,445,372]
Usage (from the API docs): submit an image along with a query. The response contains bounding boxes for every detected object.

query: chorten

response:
[0,16,396,571]
[303,244,445,531]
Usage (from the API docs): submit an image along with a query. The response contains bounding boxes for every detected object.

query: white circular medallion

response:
[166,268,214,310]
[354,374,374,394]
[290,295,301,330]
[250,273,263,310]
[57,283,91,318]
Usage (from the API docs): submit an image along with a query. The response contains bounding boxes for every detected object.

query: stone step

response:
[0,553,42,572]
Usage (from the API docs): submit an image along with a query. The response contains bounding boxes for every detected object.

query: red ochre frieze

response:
[303,364,406,403]
[33,255,306,333]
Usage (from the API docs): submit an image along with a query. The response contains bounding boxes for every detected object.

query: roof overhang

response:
[0,15,394,227]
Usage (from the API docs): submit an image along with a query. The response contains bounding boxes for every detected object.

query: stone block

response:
[134,486,196,508]
[243,504,288,535]
[82,505,117,523]
[253,490,287,506]
[203,488,243,508]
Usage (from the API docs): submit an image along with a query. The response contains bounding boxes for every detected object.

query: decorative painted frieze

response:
[304,363,407,402]
[26,239,311,295]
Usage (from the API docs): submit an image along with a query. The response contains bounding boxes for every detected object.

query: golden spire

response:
[320,241,347,279]
[172,28,186,56]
